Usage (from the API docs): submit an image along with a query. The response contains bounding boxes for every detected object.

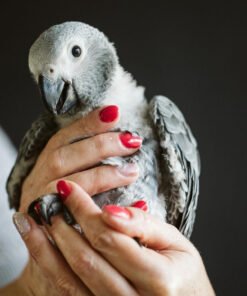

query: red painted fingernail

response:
[34,203,40,214]
[131,200,148,211]
[56,180,72,201]
[119,132,142,149]
[103,205,131,219]
[99,105,119,122]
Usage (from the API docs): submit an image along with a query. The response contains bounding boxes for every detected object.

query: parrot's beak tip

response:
[38,75,76,116]
[55,81,70,114]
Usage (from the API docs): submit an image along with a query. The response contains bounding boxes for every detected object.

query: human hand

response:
[31,179,215,296]
[20,105,141,212]
[12,105,142,295]
[13,105,214,296]
[102,203,216,296]
[11,212,92,296]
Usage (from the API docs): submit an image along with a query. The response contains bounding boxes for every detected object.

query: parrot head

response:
[28,22,118,115]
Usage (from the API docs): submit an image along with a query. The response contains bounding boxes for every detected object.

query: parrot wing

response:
[149,95,200,238]
[7,112,58,210]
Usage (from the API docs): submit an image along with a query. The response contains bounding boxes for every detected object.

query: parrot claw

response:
[28,193,75,225]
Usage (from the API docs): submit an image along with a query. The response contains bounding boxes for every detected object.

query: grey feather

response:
[149,95,200,237]
[7,113,58,210]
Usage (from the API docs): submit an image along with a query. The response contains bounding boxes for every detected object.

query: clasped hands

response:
[11,105,214,296]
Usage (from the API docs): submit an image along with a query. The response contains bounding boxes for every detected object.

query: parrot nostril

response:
[49,68,54,74]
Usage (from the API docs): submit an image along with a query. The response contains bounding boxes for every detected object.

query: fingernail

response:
[131,200,148,211]
[56,180,72,201]
[119,132,142,149]
[34,203,40,214]
[13,212,31,236]
[99,105,119,122]
[117,163,139,177]
[103,205,131,219]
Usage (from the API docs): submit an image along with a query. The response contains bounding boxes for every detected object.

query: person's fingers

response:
[13,212,93,296]
[41,131,142,179]
[54,181,166,287]
[20,105,120,212]
[102,204,192,252]
[20,163,139,212]
[36,163,139,200]
[47,216,138,296]
[47,105,120,150]
[54,182,187,252]
[63,163,139,196]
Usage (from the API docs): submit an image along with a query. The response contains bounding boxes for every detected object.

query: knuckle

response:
[48,149,64,175]
[93,134,108,158]
[46,132,61,149]
[91,229,117,252]
[71,251,95,276]
[160,275,178,296]
[136,212,150,241]
[90,167,110,194]
[166,223,183,241]
[54,276,77,296]
[153,279,173,296]
[146,268,174,295]
[69,198,83,219]
[26,238,43,261]
[167,223,178,233]
[78,117,92,133]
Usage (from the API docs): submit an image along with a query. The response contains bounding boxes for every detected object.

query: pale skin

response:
[1,106,215,295]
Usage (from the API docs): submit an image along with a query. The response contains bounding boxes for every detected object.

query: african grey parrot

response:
[7,21,200,238]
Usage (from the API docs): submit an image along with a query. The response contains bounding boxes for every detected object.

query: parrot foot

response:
[28,193,75,226]
[28,194,142,247]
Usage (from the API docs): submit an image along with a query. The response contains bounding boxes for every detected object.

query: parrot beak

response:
[38,75,75,115]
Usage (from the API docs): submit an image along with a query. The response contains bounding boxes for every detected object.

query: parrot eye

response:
[71,45,82,57]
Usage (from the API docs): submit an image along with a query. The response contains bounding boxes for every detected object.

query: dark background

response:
[0,1,246,295]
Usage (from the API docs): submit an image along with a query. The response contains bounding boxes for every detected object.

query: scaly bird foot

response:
[28,193,75,225]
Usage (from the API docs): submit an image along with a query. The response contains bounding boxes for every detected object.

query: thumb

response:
[102,202,192,251]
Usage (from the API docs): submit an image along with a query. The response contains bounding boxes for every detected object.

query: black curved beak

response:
[38,75,73,115]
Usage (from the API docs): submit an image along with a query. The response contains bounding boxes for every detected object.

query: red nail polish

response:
[34,202,40,214]
[103,205,131,219]
[99,105,119,122]
[131,200,148,211]
[119,132,142,149]
[56,180,72,201]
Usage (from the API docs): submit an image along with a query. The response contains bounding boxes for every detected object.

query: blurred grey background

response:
[0,1,246,294]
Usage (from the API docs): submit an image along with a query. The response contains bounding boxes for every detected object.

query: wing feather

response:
[149,95,200,238]
[7,112,58,210]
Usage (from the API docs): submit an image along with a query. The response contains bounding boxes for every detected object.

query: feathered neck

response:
[56,65,147,128]
[103,65,146,110]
